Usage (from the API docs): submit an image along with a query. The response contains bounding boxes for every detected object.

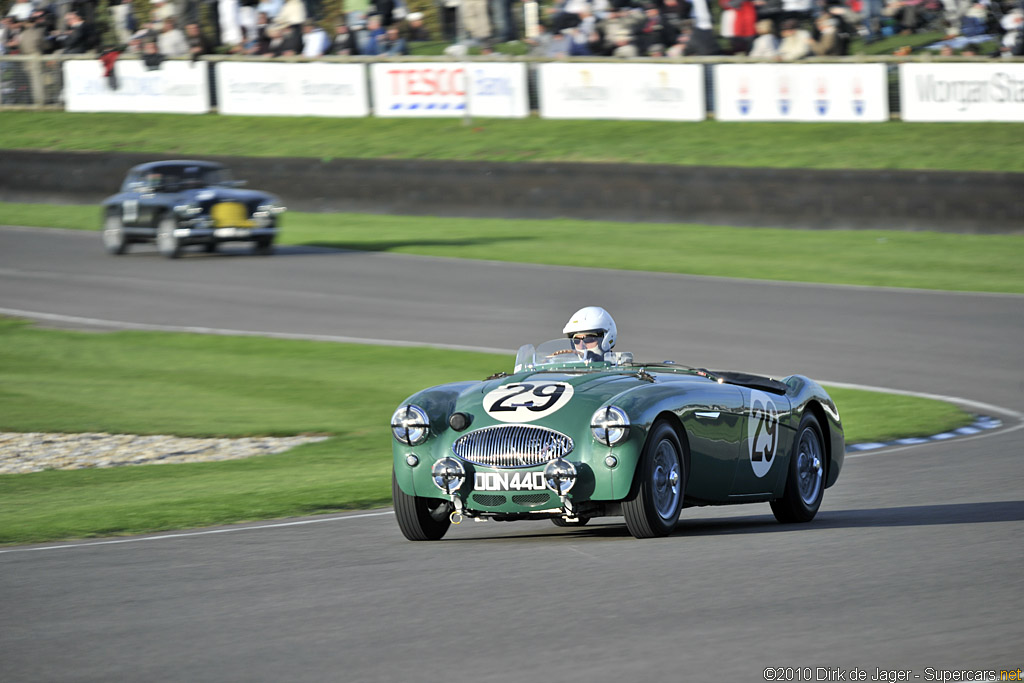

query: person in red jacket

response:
[719,0,757,53]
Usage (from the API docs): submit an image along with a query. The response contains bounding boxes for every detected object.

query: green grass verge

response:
[0,316,973,545]
[3,111,1024,172]
[5,201,1023,294]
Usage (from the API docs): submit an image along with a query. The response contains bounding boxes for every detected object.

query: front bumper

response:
[173,225,278,243]
[395,444,642,516]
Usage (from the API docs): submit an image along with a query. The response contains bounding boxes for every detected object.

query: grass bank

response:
[4,202,1023,294]
[0,316,972,545]
[3,111,1024,172]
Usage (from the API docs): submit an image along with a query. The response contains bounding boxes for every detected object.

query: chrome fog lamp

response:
[391,405,430,446]
[604,454,618,468]
[543,458,577,495]
[591,406,630,446]
[405,454,419,467]
[431,457,466,495]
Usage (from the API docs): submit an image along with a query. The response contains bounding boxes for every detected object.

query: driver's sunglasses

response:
[571,334,603,347]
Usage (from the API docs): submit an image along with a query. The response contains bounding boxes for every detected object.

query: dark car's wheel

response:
[623,422,685,539]
[156,216,181,259]
[102,212,128,255]
[253,237,274,256]
[771,413,826,524]
[392,470,451,541]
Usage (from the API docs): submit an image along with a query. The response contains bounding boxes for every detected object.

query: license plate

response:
[474,471,547,491]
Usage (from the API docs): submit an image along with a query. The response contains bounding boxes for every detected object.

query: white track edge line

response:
[0,511,395,555]
[0,307,512,355]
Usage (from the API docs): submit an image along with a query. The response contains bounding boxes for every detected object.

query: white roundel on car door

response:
[483,382,575,423]
[748,390,780,478]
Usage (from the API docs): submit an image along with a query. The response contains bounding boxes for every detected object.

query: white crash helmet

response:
[563,306,617,358]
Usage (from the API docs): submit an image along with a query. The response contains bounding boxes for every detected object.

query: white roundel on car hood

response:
[483,381,575,423]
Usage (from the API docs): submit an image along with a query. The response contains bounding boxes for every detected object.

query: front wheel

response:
[253,237,274,256]
[156,216,181,259]
[771,413,826,523]
[623,422,685,538]
[392,470,451,541]
[102,213,128,255]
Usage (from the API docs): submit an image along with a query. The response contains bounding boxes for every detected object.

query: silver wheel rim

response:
[796,428,824,506]
[103,216,123,249]
[651,440,682,521]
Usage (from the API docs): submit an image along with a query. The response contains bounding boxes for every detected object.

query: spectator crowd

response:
[1,0,1022,64]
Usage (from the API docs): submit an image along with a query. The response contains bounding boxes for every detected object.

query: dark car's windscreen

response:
[136,166,234,192]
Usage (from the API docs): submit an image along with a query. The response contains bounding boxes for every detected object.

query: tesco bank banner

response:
[715,64,888,122]
[538,63,705,121]
[371,62,528,118]
[900,63,1024,122]
[217,62,368,117]
[64,59,209,114]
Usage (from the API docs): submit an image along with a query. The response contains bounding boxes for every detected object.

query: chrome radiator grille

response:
[452,425,574,469]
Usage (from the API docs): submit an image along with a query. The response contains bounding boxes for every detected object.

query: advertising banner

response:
[899,63,1024,122]
[64,59,209,114]
[714,64,888,122]
[217,62,369,117]
[371,62,528,118]
[538,63,705,121]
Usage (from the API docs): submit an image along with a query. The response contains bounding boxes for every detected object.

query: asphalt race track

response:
[1,226,1022,683]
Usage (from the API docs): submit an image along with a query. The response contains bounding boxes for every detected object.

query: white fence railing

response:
[3,54,1023,122]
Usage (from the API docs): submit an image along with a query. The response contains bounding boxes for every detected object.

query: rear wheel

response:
[623,422,685,538]
[771,413,826,523]
[102,213,128,255]
[392,470,451,541]
[156,216,181,259]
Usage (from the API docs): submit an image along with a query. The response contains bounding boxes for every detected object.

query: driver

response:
[563,306,617,362]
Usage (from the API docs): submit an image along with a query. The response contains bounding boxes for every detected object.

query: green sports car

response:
[390,339,844,540]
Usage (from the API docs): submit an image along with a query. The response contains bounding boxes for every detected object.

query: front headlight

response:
[591,406,630,446]
[254,203,286,218]
[391,405,430,446]
[174,203,203,217]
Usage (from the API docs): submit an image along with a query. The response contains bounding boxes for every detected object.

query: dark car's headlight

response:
[391,405,430,446]
[254,203,286,218]
[591,406,630,446]
[174,203,203,217]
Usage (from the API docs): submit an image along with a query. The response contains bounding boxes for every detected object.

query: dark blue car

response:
[101,160,285,258]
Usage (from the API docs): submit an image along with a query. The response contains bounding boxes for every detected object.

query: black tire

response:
[156,216,181,259]
[623,422,685,539]
[392,470,451,541]
[203,241,218,254]
[551,516,590,528]
[771,413,826,524]
[102,212,128,255]
[253,238,274,256]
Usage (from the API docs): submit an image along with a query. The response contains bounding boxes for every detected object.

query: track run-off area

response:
[1,226,1022,682]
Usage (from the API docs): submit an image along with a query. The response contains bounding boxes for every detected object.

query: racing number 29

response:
[751,404,779,462]
[489,383,566,413]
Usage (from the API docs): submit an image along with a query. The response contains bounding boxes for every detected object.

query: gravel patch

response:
[0,432,330,474]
